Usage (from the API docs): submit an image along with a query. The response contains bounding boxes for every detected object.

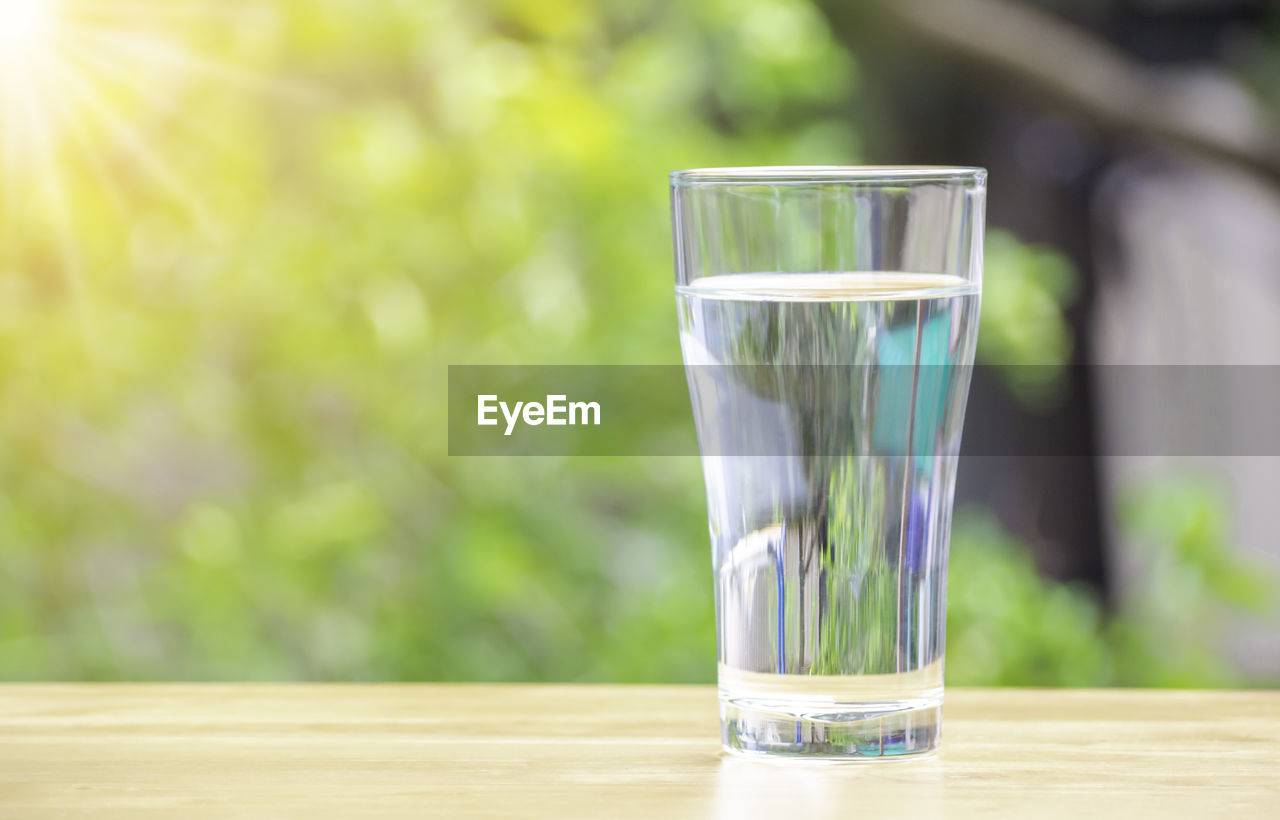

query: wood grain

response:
[0,685,1276,818]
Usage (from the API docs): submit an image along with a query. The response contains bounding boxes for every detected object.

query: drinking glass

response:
[671,166,985,758]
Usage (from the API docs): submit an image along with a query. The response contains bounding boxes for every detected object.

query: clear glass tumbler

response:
[671,167,985,758]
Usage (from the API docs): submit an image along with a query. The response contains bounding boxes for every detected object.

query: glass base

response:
[720,695,941,759]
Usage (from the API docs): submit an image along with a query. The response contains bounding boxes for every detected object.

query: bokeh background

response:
[1,0,1278,685]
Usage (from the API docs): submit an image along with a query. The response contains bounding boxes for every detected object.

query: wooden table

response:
[0,685,1276,817]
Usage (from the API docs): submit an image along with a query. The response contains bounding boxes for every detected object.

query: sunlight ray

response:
[67,23,323,105]
[1,84,23,252]
[3,0,321,244]
[51,51,215,233]
[23,61,101,352]
[65,0,231,24]
[0,1,58,261]
[42,62,131,220]
[64,34,247,162]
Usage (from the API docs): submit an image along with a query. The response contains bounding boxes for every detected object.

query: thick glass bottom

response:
[720,694,941,759]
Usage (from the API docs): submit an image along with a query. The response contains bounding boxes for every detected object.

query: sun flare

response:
[0,0,311,349]
[0,0,305,236]
[1,0,65,211]
[0,0,58,69]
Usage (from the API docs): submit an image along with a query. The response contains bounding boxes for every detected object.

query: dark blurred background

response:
[0,0,1276,685]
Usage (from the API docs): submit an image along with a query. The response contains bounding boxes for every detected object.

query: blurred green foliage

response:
[979,229,1080,406]
[949,469,1277,688]
[948,510,1110,686]
[0,0,1270,685]
[1109,472,1276,686]
[0,0,854,681]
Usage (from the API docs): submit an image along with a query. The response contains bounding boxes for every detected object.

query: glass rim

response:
[669,165,987,186]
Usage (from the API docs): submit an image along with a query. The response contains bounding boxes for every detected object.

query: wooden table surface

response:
[0,685,1276,818]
